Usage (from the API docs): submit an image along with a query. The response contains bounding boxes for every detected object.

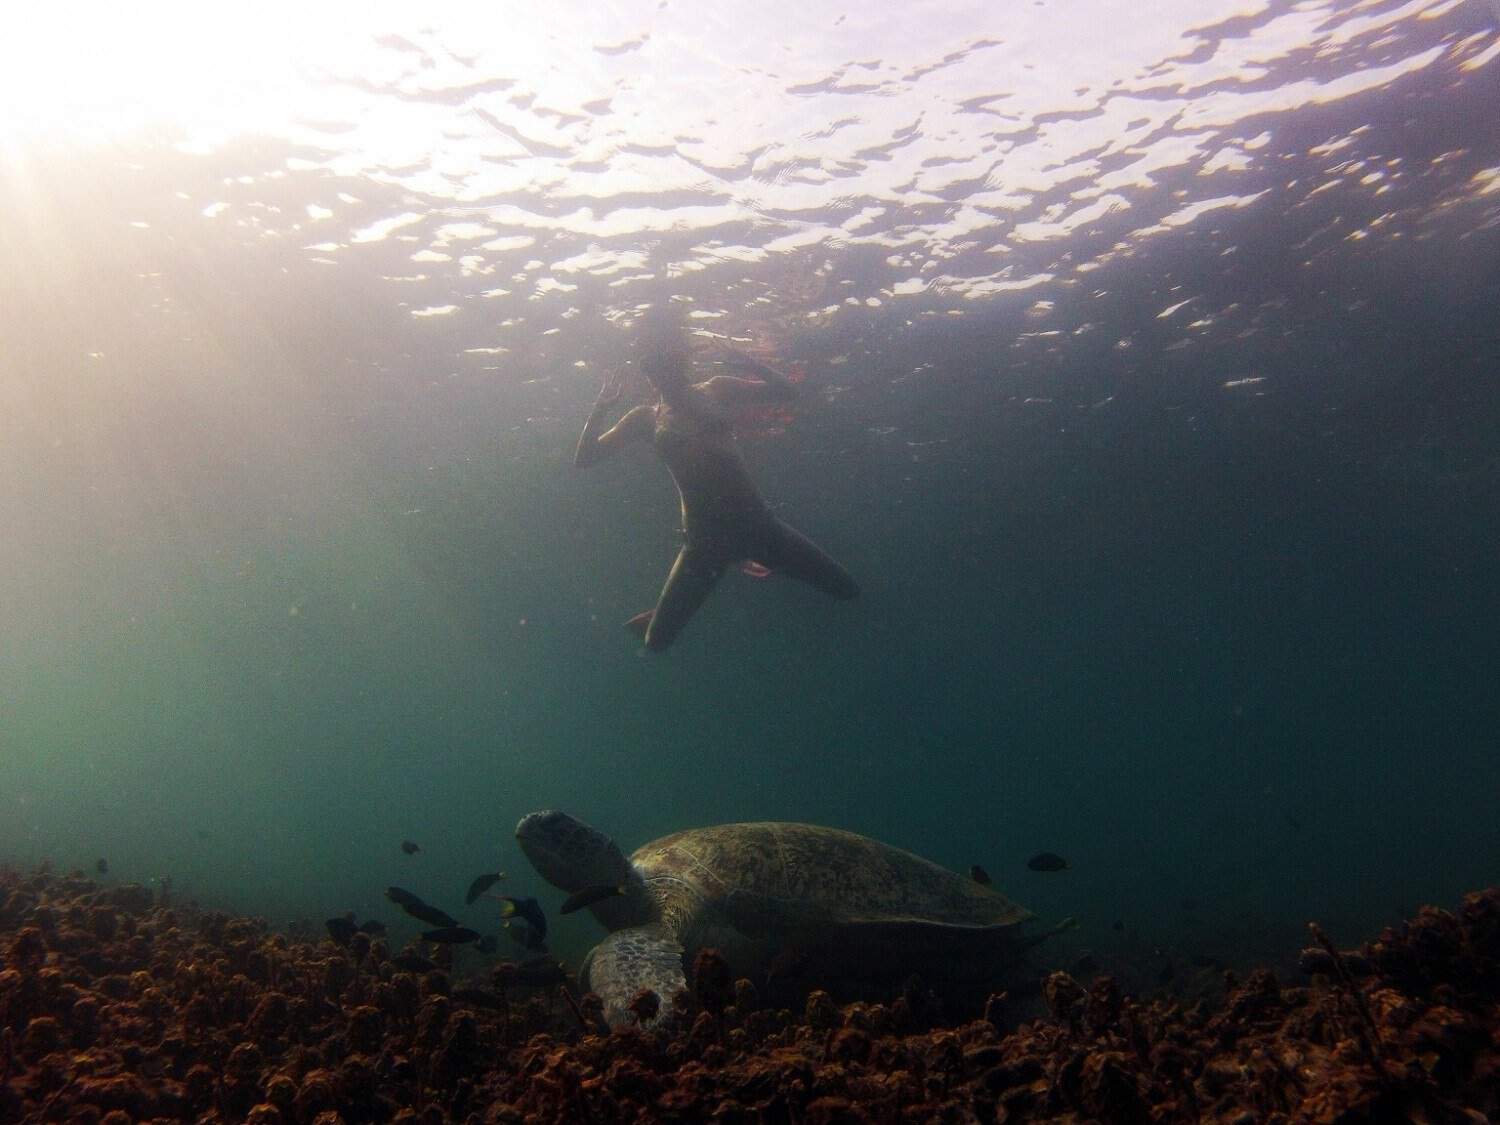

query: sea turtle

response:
[515,810,1051,1029]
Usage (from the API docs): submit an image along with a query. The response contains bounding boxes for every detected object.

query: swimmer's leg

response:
[757,521,859,599]
[638,546,726,651]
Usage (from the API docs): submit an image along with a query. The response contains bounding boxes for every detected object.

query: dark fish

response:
[357,919,386,936]
[1073,953,1099,976]
[95,858,109,875]
[496,895,547,940]
[386,885,422,908]
[1157,960,1176,985]
[392,951,437,973]
[559,884,625,915]
[968,865,991,885]
[1189,954,1227,970]
[476,934,499,954]
[1112,920,1125,932]
[195,829,210,841]
[411,902,461,928]
[1026,852,1069,872]
[422,926,481,944]
[385,886,460,929]
[465,872,505,905]
[1179,897,1201,911]
[325,916,359,946]
[1285,811,1302,832]
[401,840,420,855]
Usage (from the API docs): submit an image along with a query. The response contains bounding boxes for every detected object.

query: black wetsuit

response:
[641,401,858,650]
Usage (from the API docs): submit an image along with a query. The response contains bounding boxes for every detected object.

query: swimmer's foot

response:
[624,610,654,639]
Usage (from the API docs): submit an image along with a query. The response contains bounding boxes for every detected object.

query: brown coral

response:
[1,862,1499,1124]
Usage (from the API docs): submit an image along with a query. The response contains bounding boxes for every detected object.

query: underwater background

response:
[2,0,1498,982]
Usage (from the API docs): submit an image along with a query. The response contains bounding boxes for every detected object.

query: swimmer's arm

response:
[717,354,800,391]
[697,373,801,408]
[574,391,654,468]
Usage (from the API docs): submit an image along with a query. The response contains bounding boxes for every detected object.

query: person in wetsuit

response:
[574,307,859,651]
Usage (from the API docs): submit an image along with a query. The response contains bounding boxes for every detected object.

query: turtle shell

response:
[630,822,1032,938]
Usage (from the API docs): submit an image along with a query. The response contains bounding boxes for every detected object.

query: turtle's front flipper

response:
[583,924,686,1030]
[1015,915,1079,954]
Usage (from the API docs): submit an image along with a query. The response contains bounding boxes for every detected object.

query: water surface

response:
[2,0,1498,974]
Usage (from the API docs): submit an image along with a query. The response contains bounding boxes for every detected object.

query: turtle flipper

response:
[582,924,686,1029]
[1015,915,1079,953]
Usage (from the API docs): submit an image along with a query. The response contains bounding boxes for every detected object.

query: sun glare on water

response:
[0,3,363,146]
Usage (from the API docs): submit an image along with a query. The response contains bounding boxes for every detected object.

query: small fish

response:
[1073,953,1099,976]
[413,902,462,928]
[1112,920,1125,932]
[559,884,626,915]
[1180,896,1201,911]
[1157,960,1176,986]
[476,934,499,955]
[95,858,109,876]
[357,919,386,936]
[325,916,359,946]
[195,829,210,841]
[1026,852,1069,872]
[968,865,991,885]
[494,895,548,940]
[740,560,773,578]
[385,885,422,909]
[465,872,505,905]
[1189,954,1227,970]
[422,926,481,945]
[401,840,421,855]
[385,886,460,929]
[392,951,437,973]
[1285,811,1302,832]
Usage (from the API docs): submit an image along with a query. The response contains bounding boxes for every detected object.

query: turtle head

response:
[516,810,634,893]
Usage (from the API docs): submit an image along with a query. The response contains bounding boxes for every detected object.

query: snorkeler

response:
[574,306,859,651]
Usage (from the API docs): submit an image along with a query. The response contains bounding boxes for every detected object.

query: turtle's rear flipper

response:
[582,924,686,1030]
[624,609,654,638]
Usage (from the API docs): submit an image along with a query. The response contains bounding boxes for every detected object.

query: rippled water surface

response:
[3,0,1498,974]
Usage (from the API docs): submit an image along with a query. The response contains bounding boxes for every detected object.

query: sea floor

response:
[2,863,1497,1123]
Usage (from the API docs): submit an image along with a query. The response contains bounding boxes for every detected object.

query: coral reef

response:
[3,863,1498,1122]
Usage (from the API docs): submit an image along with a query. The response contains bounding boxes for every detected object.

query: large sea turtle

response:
[515,810,1050,1028]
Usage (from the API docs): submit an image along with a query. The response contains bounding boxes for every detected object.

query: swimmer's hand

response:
[576,371,649,468]
[596,372,625,406]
